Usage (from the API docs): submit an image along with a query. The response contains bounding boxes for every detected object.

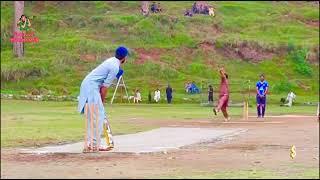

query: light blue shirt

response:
[77,57,120,113]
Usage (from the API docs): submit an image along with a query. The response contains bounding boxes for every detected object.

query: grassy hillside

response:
[1,1,319,104]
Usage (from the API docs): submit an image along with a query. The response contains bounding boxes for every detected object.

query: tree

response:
[141,1,149,16]
[13,1,24,58]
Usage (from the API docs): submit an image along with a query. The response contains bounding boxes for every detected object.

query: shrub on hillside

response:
[272,80,298,94]
[289,48,313,76]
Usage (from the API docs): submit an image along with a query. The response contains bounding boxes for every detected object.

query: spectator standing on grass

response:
[166,85,173,104]
[256,74,269,118]
[148,90,152,103]
[208,85,214,103]
[154,88,161,103]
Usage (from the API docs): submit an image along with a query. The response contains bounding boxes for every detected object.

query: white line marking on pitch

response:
[153,147,179,149]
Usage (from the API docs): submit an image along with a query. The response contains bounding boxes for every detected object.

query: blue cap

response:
[115,46,128,60]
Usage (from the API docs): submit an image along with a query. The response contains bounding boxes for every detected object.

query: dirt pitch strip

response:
[20,127,247,154]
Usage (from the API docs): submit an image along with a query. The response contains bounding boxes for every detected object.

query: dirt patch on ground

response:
[199,41,214,52]
[296,80,312,91]
[198,41,287,63]
[132,47,194,69]
[305,19,320,28]
[1,116,318,178]
[216,41,286,62]
[135,39,290,66]
[307,47,320,65]
[80,54,96,62]
[198,42,218,67]
[212,24,223,35]
[134,48,165,65]
[286,12,320,28]
[204,58,216,67]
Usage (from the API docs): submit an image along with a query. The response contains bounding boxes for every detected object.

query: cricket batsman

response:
[256,74,269,118]
[213,67,230,121]
[77,46,129,151]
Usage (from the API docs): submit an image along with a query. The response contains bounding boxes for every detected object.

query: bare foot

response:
[213,108,217,115]
[83,145,98,153]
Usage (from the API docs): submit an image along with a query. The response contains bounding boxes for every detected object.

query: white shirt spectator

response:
[154,90,161,102]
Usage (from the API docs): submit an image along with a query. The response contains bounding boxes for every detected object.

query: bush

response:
[287,38,295,53]
[1,60,48,82]
[289,48,313,76]
[272,80,297,94]
[95,1,111,13]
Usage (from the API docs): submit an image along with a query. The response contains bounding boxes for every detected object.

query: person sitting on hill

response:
[192,2,198,13]
[156,2,162,12]
[281,91,296,107]
[141,2,149,16]
[208,7,215,16]
[134,89,142,104]
[192,1,212,15]
[129,90,136,101]
[189,82,194,93]
[185,82,190,93]
[151,2,157,13]
[199,4,205,14]
[190,82,200,94]
[184,9,193,17]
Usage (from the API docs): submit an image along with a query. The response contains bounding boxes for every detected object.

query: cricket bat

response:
[103,115,114,148]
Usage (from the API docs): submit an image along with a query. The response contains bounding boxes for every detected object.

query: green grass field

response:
[1,99,318,148]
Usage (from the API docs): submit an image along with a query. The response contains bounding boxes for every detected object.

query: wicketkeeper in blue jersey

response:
[256,74,269,118]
